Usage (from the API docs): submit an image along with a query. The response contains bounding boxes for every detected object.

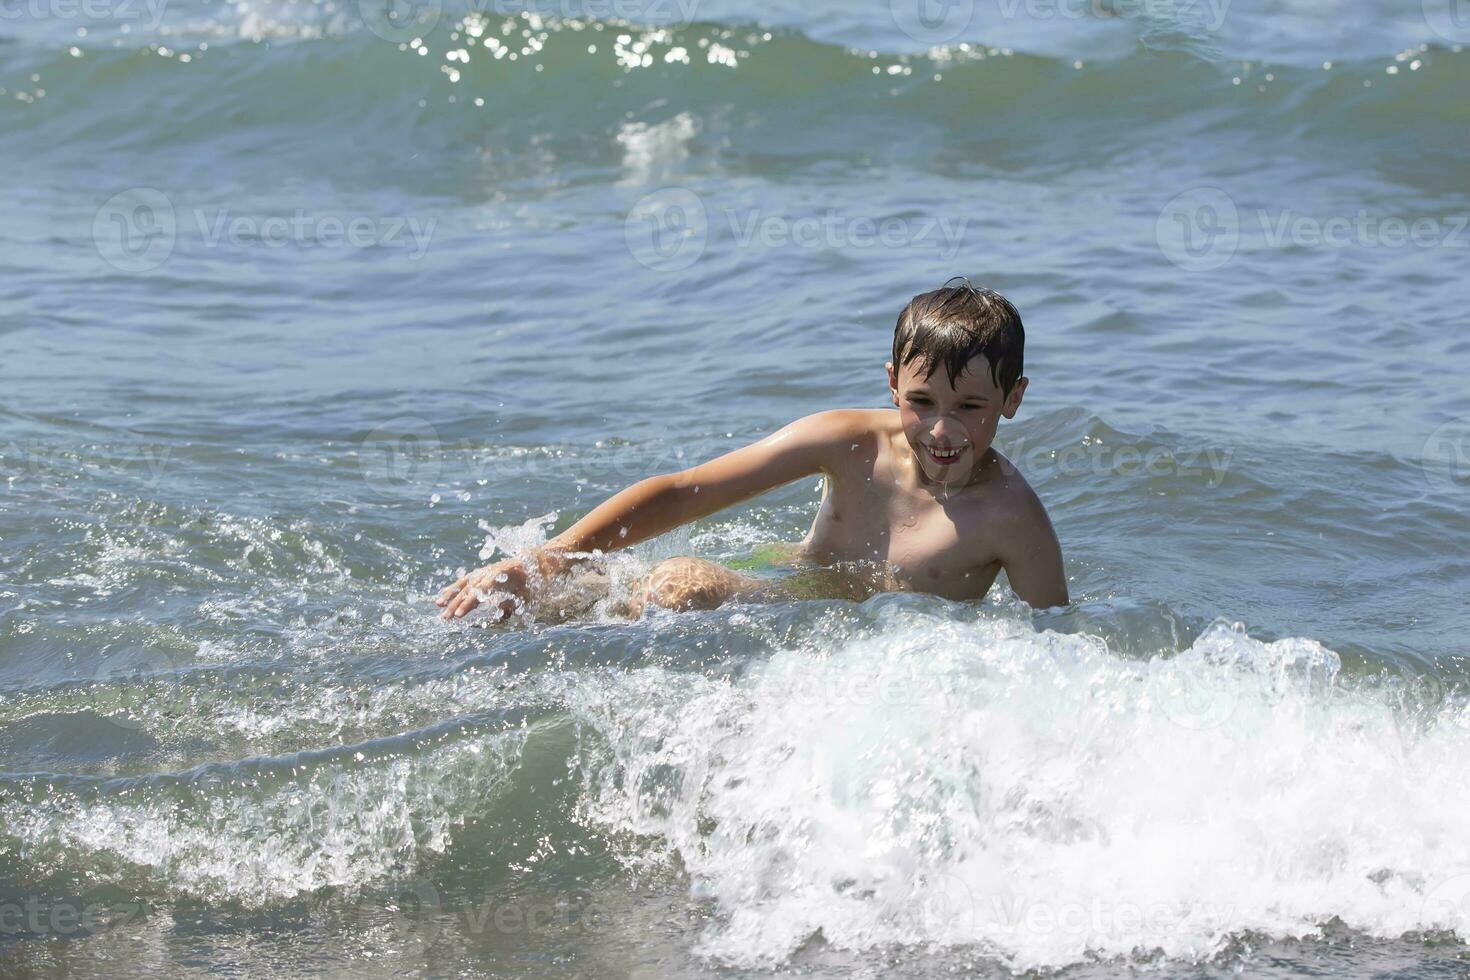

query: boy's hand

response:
[437,558,530,622]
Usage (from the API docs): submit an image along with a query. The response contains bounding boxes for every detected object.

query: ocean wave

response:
[0,716,528,903]
[4,15,1466,164]
[565,597,1470,969]
[0,573,1465,968]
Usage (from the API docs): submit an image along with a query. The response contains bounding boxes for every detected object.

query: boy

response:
[437,279,1068,622]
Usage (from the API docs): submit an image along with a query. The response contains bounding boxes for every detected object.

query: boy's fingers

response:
[440,581,524,622]
[441,593,521,624]
[441,589,471,619]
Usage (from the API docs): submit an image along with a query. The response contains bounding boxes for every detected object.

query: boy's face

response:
[887,354,1026,486]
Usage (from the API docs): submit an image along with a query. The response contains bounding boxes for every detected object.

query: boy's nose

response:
[930,418,965,446]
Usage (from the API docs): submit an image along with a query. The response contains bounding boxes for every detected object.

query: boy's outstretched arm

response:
[437,410,860,619]
[996,493,1069,610]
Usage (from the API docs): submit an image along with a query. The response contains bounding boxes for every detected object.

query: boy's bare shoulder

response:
[805,405,893,443]
[985,453,1059,541]
[782,408,896,452]
[763,409,897,480]
[791,408,895,434]
[988,452,1046,507]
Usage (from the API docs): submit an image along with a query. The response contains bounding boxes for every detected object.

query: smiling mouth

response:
[925,444,966,465]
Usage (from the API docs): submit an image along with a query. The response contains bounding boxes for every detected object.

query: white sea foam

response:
[567,598,1470,970]
[0,727,527,904]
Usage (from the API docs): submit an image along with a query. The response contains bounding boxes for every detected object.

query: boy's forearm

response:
[532,474,694,575]
[524,418,828,578]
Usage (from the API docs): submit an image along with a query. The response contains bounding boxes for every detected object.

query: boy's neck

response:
[892,433,1000,497]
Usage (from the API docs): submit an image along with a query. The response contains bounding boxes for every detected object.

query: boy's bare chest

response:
[801,474,1004,600]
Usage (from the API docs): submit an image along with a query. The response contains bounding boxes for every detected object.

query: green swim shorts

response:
[725,542,874,602]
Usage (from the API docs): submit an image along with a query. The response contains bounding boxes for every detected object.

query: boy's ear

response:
[1001,377,1028,419]
[885,361,899,407]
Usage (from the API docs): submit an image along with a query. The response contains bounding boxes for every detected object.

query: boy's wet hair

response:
[892,277,1024,395]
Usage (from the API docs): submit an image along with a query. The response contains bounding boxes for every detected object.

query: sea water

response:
[2,0,1469,975]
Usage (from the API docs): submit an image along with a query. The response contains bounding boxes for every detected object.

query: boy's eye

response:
[908,397,988,412]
